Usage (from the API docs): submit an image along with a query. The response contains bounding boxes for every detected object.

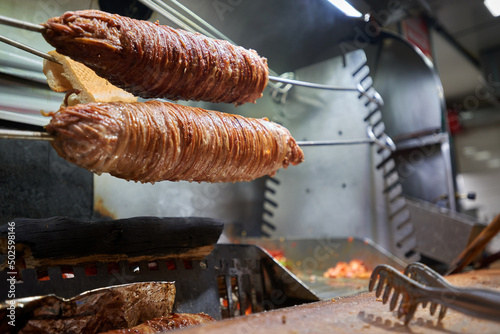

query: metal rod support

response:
[0,12,383,106]
[0,34,60,64]
[0,14,45,32]
[0,129,54,141]
[269,75,358,92]
[269,76,384,107]
[297,139,373,146]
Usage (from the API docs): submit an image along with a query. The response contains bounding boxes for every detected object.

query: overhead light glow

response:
[484,0,500,16]
[327,0,363,18]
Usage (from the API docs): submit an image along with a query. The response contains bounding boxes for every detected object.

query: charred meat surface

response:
[42,10,269,105]
[0,282,176,334]
[45,101,304,183]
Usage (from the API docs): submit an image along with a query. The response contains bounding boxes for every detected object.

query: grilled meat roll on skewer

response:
[42,10,269,105]
[45,100,304,183]
[99,313,215,333]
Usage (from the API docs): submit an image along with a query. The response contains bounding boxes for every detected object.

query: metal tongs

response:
[369,262,500,325]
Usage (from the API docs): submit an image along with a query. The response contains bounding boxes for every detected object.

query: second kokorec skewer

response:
[0,126,395,152]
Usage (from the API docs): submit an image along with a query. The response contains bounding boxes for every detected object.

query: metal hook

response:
[367,125,396,152]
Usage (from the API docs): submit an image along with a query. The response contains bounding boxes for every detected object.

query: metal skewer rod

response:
[138,0,218,40]
[138,0,283,78]
[0,129,54,141]
[143,3,384,105]
[268,75,384,106]
[297,125,396,152]
[0,13,383,105]
[297,139,373,146]
[0,128,395,152]
[166,0,234,43]
[0,34,379,100]
[139,0,228,41]
[0,127,368,146]
[0,34,60,64]
[268,75,358,92]
[141,1,383,104]
[366,125,396,151]
[0,14,45,32]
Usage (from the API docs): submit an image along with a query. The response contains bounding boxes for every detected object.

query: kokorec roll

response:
[45,101,304,183]
[42,10,269,105]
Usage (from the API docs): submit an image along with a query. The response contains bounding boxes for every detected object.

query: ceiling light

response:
[327,0,363,18]
[484,0,500,17]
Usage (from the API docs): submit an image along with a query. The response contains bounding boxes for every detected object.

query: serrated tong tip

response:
[369,264,447,325]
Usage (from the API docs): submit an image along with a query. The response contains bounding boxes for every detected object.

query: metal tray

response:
[237,237,407,299]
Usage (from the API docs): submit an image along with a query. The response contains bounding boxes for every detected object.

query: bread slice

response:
[43,50,137,106]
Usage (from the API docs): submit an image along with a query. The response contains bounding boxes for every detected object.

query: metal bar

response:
[0,129,54,141]
[0,34,60,64]
[139,0,284,78]
[269,75,358,92]
[150,0,220,40]
[0,31,377,99]
[0,14,45,32]
[367,125,396,152]
[297,126,396,151]
[154,1,384,101]
[167,0,234,42]
[0,127,395,150]
[297,134,395,152]
[118,3,384,98]
[297,139,373,146]
[0,11,382,104]
[269,76,384,107]
[138,0,208,37]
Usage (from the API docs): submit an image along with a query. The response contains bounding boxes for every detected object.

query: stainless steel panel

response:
[262,51,375,240]
[365,34,445,137]
[260,49,419,263]
[0,74,62,126]
[406,197,484,264]
[396,140,456,208]
[364,32,456,209]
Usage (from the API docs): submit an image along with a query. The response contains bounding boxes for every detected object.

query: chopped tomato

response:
[323,259,371,278]
[267,249,293,270]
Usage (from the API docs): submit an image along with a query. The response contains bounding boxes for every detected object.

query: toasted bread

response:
[43,50,137,106]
